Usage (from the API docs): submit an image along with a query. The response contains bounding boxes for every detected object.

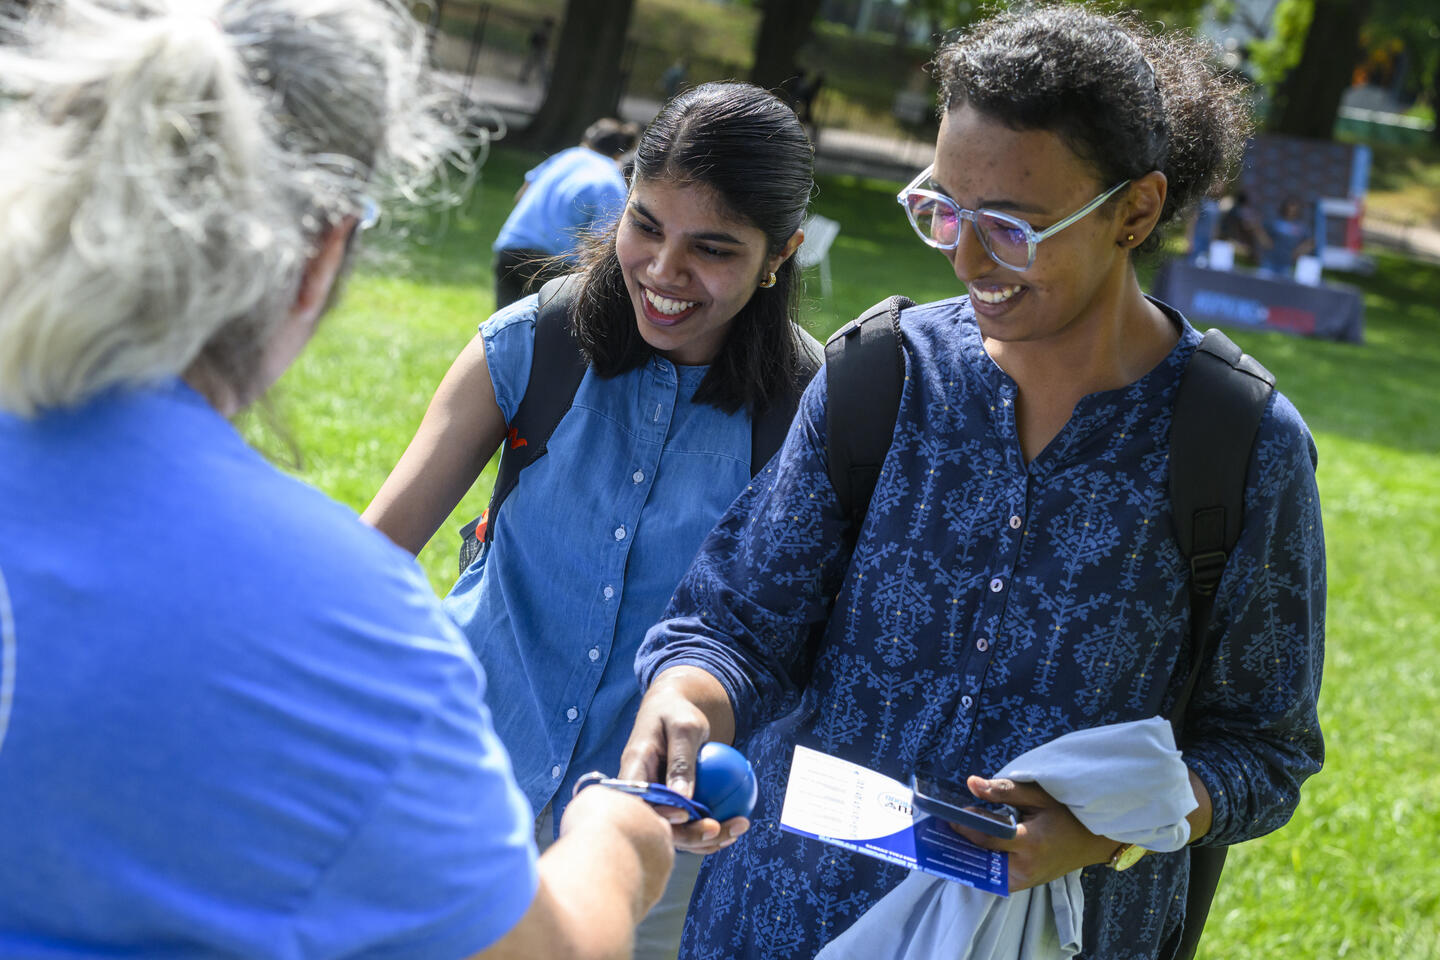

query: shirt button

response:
[632,470,645,484]
[566,707,579,721]
[961,695,974,709]
[976,637,990,652]
[1009,515,1022,529]
[603,585,615,599]
[614,526,627,541]
[989,577,1004,592]
[588,647,601,661]
[550,765,561,779]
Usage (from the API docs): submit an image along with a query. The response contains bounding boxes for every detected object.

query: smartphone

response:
[909,772,1018,840]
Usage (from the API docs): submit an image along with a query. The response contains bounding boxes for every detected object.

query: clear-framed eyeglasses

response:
[896,164,1130,272]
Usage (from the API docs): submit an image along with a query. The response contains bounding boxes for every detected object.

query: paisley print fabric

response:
[637,296,1325,960]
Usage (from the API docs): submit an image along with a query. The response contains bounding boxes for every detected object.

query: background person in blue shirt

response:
[492,117,639,309]
[0,2,672,957]
[621,8,1325,960]
[1259,194,1316,276]
[363,81,817,959]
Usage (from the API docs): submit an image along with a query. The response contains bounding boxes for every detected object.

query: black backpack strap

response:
[823,295,913,535]
[458,274,587,572]
[1168,328,1276,727]
[750,328,824,475]
[1165,327,1275,960]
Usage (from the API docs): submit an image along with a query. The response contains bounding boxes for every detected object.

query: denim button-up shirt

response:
[444,297,752,824]
[638,297,1326,959]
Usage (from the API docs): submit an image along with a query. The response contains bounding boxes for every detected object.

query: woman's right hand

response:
[618,666,749,855]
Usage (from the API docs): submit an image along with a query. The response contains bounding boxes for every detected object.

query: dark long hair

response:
[570,81,815,415]
[932,3,1251,255]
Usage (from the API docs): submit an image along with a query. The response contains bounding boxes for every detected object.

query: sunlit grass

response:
[258,146,1440,960]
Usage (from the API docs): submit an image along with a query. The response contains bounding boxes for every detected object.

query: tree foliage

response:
[1246,0,1439,140]
[1367,0,1440,142]
[1247,0,1317,91]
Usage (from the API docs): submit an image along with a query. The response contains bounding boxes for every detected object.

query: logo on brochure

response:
[877,791,914,817]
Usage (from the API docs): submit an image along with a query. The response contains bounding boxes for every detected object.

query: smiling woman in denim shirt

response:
[363,81,818,958]
[622,7,1326,960]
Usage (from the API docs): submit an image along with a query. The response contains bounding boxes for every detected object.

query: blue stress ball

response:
[693,742,758,822]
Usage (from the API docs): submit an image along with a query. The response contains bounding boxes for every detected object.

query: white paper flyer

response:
[779,744,1008,897]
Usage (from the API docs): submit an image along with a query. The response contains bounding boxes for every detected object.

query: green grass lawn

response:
[255,145,1440,959]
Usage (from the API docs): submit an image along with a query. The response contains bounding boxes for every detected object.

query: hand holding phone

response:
[910,771,1019,840]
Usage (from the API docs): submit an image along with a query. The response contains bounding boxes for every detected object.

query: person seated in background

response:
[492,117,640,308]
[0,2,671,957]
[1217,187,1266,262]
[1260,194,1315,277]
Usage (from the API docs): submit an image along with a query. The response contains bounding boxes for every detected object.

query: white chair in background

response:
[796,214,841,300]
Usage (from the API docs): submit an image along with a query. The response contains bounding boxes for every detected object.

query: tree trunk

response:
[518,0,637,152]
[1268,0,1372,139]
[855,0,878,34]
[750,0,827,95]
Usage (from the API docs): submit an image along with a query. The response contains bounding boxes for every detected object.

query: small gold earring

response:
[1127,234,1136,242]
[758,272,777,289]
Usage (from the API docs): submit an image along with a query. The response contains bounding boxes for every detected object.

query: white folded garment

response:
[814,717,1197,960]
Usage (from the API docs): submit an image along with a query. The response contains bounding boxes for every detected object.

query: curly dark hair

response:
[932,3,1252,254]
[569,81,815,415]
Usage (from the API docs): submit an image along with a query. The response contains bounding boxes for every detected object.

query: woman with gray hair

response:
[0,2,671,957]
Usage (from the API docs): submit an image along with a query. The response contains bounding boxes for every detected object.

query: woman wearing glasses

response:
[621,6,1326,959]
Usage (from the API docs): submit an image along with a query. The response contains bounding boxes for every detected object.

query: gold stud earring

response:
[758,272,777,289]
[1127,234,1135,242]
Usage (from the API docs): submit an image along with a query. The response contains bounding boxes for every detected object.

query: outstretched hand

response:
[618,667,750,855]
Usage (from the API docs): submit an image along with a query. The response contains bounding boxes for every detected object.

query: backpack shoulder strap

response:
[824,295,913,534]
[750,327,824,475]
[459,274,586,571]
[1165,327,1275,960]
[1167,327,1276,727]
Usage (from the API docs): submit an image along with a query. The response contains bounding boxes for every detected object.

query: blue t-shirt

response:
[0,382,539,958]
[443,296,753,827]
[1262,216,1311,274]
[639,297,1326,959]
[492,146,628,257]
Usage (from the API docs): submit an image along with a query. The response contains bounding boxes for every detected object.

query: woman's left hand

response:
[948,776,1119,892]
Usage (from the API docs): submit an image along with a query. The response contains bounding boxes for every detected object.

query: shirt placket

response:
[545,357,676,787]
[967,380,1029,704]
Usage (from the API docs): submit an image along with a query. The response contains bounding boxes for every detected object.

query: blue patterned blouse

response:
[637,297,1326,959]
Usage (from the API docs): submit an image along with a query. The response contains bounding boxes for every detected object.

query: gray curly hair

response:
[0,0,463,416]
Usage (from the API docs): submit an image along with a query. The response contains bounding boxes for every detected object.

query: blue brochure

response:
[779,744,1008,897]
